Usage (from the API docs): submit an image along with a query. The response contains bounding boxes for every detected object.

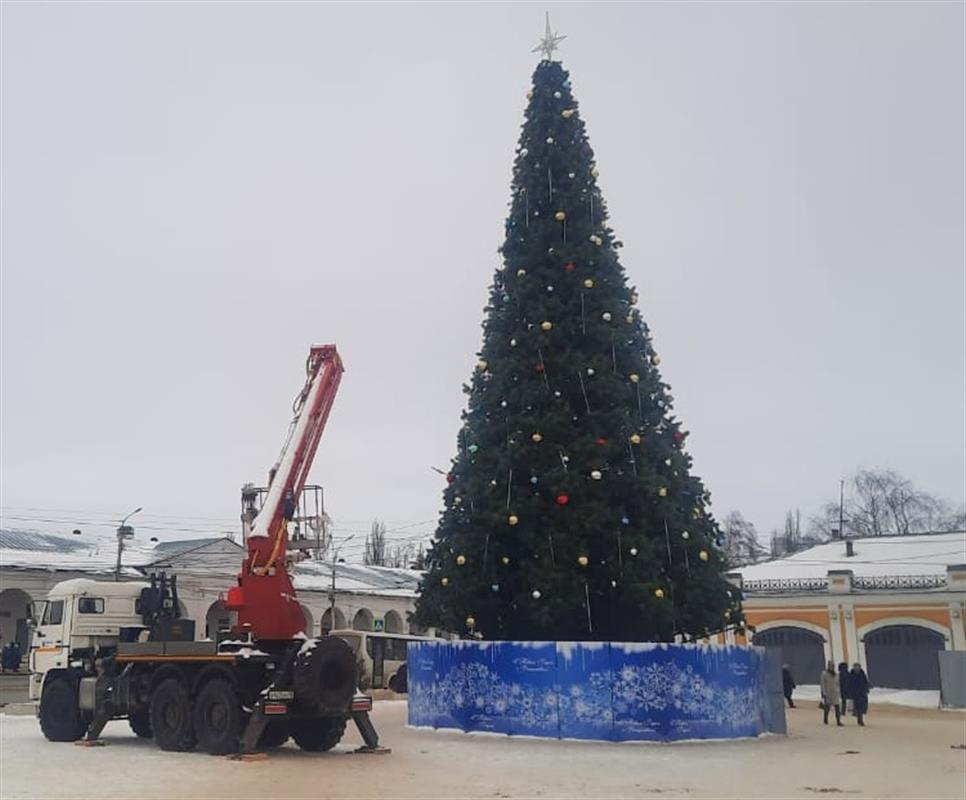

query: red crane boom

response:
[226,345,344,640]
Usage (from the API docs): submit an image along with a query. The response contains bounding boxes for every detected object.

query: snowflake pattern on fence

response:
[608,661,760,729]
[408,659,559,733]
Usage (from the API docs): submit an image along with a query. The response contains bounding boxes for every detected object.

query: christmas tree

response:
[414,27,742,642]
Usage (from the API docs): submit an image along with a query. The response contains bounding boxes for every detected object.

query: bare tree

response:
[364,519,387,566]
[719,511,766,568]
[811,468,964,538]
[385,541,431,569]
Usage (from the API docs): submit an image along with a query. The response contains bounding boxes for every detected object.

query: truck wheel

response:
[39,679,88,742]
[258,721,290,749]
[293,637,357,714]
[192,679,241,755]
[290,717,346,752]
[128,709,152,738]
[150,678,196,752]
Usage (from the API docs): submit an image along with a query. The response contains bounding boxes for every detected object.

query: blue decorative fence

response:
[407,641,782,742]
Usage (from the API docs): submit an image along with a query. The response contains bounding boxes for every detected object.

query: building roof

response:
[0,527,421,598]
[0,527,154,576]
[738,532,966,582]
[292,560,421,597]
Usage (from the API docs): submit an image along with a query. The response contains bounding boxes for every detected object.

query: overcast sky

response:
[2,2,963,559]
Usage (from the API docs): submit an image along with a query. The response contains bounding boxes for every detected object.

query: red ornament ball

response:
[563,262,576,273]
[673,431,686,443]
[595,437,606,446]
[446,472,455,484]
[556,493,570,506]
[535,362,545,373]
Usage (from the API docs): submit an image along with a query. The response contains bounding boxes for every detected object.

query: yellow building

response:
[727,532,966,689]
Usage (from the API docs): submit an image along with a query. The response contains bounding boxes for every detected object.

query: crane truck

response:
[29,345,383,755]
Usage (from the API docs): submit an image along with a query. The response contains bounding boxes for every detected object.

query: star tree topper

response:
[532,12,566,61]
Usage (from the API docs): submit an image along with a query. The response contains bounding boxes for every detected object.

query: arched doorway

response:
[320,607,347,633]
[352,608,373,632]
[0,588,33,651]
[301,605,315,636]
[384,610,403,634]
[754,626,826,686]
[864,624,945,690]
[205,600,231,640]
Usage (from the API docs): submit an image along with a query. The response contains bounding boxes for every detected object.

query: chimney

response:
[845,540,855,558]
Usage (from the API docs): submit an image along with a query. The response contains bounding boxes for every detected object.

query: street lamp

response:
[115,507,142,582]
[328,534,354,632]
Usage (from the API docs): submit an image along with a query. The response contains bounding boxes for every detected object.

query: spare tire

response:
[293,637,357,714]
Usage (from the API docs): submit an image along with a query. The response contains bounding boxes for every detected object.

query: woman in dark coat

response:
[837,662,851,715]
[782,664,796,708]
[850,662,870,726]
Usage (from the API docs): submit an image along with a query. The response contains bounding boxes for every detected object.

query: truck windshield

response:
[41,600,64,626]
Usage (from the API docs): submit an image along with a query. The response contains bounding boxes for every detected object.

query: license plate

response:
[267,690,294,700]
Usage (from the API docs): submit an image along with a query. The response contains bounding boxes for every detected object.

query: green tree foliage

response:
[413,60,741,642]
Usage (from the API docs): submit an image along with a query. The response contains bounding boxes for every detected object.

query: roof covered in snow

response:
[291,560,421,597]
[0,527,158,576]
[0,527,421,597]
[738,532,966,581]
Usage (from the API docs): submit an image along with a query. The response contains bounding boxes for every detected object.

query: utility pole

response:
[115,507,142,582]
[839,479,845,541]
[327,534,354,632]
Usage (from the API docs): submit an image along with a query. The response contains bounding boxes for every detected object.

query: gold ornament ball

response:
[531,432,543,443]
[456,554,466,566]
[561,109,574,118]
[654,588,665,599]
[441,577,449,586]
[630,433,642,445]
[554,211,566,221]
[658,487,668,497]
[501,555,510,565]
[577,555,589,567]
[591,167,600,177]
[541,321,553,331]
[631,293,639,304]
[699,550,709,561]
[508,515,519,526]
[584,279,595,289]
[626,314,635,324]
[651,355,661,365]
[527,90,534,99]
[629,373,640,383]
[478,360,488,370]
[465,616,476,628]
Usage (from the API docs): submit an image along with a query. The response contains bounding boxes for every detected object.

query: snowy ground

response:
[1,701,964,799]
[794,684,943,709]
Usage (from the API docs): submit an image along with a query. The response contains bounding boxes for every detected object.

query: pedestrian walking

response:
[820,661,843,726]
[10,640,22,672]
[850,662,870,726]
[782,664,796,708]
[837,661,851,716]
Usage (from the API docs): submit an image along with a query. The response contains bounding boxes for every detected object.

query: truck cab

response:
[29,579,147,701]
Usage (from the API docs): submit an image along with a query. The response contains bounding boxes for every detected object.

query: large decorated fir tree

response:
[414,32,742,642]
